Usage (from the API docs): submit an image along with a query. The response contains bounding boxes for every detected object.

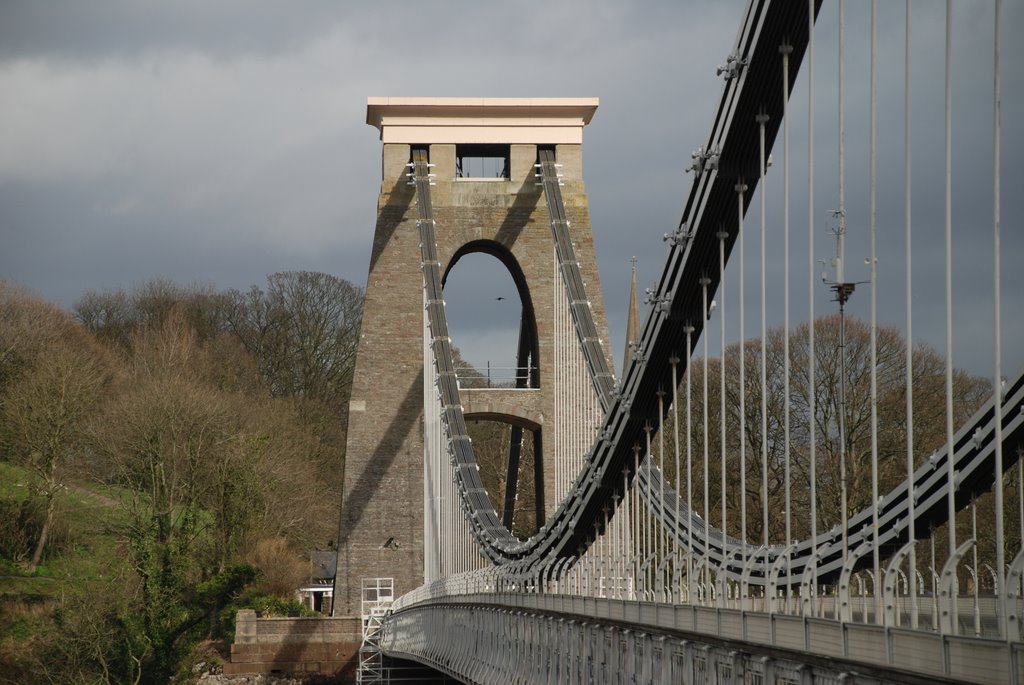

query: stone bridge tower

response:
[332,98,612,617]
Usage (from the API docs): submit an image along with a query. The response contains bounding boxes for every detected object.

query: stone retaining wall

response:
[226,610,361,680]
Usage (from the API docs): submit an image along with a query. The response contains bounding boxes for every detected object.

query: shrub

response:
[0,496,69,567]
[246,536,309,596]
[219,592,316,640]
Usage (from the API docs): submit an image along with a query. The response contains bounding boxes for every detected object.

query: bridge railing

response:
[454,364,537,389]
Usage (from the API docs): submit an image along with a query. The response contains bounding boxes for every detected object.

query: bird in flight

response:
[495,296,506,301]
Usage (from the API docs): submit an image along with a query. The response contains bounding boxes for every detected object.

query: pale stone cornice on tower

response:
[366,97,599,144]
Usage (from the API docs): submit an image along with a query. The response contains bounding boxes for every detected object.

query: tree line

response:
[663,313,1016,575]
[0,272,362,684]
[3,271,1013,681]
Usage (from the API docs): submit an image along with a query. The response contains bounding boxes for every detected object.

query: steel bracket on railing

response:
[668,551,684,603]
[741,546,766,612]
[1004,547,1024,642]
[694,554,712,605]
[545,556,564,593]
[767,544,796,615]
[800,551,822,617]
[656,552,676,603]
[838,540,874,623]
[939,538,976,635]
[639,551,658,602]
[680,550,696,604]
[718,547,743,608]
[882,539,916,628]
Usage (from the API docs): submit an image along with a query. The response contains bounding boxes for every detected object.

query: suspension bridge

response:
[332,1,1022,682]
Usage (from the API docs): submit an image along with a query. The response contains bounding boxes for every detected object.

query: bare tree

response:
[94,310,336,565]
[0,281,77,392]
[74,273,361,509]
[0,285,113,572]
[246,537,309,597]
[74,279,232,349]
[466,418,538,538]
[225,271,363,410]
[673,314,989,545]
[73,287,134,348]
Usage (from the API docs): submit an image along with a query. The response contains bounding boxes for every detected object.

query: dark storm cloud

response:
[0,1,366,60]
[0,0,1020,379]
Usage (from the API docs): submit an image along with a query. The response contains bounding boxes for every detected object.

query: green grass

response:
[0,461,133,597]
[0,461,31,498]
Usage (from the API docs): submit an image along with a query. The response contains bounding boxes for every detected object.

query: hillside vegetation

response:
[0,274,362,684]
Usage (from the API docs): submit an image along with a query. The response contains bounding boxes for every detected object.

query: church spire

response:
[622,256,641,378]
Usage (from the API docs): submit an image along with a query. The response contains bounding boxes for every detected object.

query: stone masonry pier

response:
[226,611,361,679]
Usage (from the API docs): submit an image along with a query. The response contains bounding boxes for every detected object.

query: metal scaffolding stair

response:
[357,578,393,685]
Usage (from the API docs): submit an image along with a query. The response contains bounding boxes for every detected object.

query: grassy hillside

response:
[0,462,139,683]
[0,461,131,592]
[0,278,356,683]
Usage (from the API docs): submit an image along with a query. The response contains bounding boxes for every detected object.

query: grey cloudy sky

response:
[1,1,1021,382]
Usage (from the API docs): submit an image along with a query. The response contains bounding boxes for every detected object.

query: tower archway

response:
[443,240,539,390]
[443,241,544,535]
